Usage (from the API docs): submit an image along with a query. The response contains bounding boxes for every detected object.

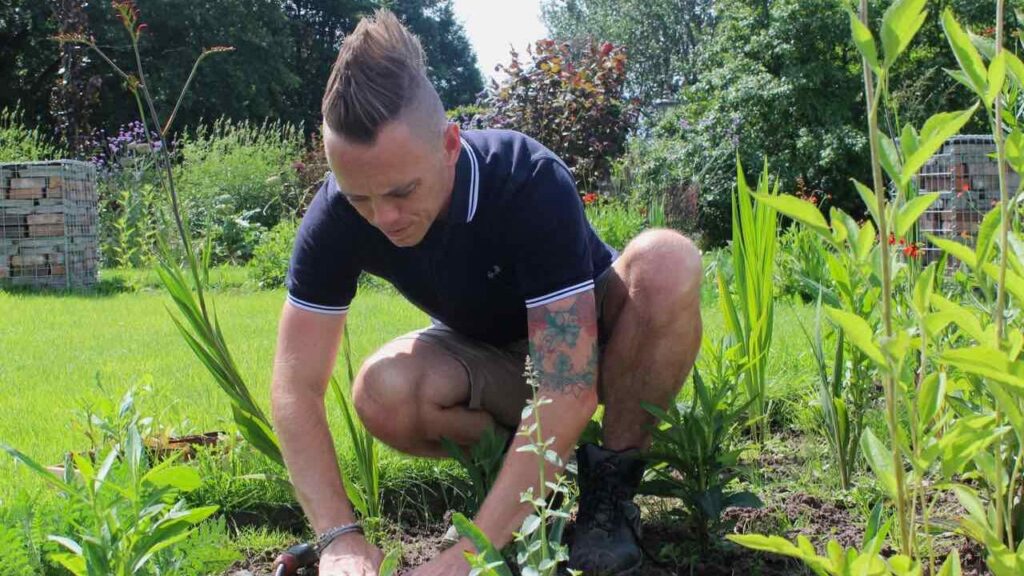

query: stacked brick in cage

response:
[0,161,99,288]
[913,135,1019,267]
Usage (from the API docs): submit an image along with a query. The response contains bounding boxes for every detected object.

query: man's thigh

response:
[391,325,533,430]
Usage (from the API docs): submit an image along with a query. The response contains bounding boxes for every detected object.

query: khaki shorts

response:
[394,267,615,428]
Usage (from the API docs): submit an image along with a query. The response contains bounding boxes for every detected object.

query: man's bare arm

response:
[467,290,600,549]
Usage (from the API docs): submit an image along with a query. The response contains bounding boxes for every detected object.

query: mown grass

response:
[0,268,818,511]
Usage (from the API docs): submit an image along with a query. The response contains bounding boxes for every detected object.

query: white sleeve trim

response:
[524,279,595,309]
[286,293,349,315]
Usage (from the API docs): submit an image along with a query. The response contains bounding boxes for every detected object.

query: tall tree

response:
[541,0,715,105]
[387,0,484,107]
[0,1,61,125]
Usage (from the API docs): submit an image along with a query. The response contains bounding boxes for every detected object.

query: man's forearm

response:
[469,394,597,549]
[273,389,356,532]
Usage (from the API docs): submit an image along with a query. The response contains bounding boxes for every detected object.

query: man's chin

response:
[387,231,424,247]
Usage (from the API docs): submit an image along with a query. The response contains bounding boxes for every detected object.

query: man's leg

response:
[351,337,497,458]
[570,229,702,575]
[599,229,703,449]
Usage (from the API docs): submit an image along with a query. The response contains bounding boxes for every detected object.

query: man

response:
[270,10,702,576]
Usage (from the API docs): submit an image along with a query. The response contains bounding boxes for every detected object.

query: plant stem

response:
[859,0,911,555]
[992,0,1012,546]
[129,35,209,321]
[994,0,1009,346]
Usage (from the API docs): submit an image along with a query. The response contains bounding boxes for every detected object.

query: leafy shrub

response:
[584,194,645,251]
[446,104,490,130]
[175,118,305,263]
[87,121,166,268]
[248,219,298,289]
[483,39,639,190]
[0,108,62,162]
[610,137,700,237]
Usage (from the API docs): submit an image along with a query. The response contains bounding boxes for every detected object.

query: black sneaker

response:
[568,443,644,575]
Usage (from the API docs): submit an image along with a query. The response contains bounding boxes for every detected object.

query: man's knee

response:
[623,229,702,308]
[352,353,422,446]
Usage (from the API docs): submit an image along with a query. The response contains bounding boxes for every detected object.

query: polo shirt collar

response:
[447,137,480,224]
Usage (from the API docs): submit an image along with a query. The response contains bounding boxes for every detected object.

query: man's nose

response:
[372,200,400,228]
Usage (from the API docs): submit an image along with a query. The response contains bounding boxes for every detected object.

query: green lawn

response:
[0,273,817,504]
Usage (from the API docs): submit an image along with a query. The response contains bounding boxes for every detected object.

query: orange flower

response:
[582,192,598,205]
[903,243,922,259]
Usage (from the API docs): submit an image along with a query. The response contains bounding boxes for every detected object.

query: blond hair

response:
[322,9,446,144]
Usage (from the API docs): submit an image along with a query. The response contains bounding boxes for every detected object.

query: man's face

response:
[324,120,461,247]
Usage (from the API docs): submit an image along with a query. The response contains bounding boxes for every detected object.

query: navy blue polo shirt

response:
[285,129,617,347]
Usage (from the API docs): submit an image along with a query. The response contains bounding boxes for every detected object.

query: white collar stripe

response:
[524,279,595,308]
[461,137,479,222]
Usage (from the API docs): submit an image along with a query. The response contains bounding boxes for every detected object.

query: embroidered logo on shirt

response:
[487,265,502,280]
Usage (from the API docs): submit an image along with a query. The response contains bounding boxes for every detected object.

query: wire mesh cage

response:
[914,135,1018,267]
[0,160,99,288]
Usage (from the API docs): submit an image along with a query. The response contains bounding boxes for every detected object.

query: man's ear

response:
[443,122,461,166]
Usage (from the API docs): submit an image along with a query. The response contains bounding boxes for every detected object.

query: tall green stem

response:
[859,0,912,556]
[994,0,1009,345]
[129,36,209,321]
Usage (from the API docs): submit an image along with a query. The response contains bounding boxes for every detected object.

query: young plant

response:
[441,425,510,515]
[640,338,761,551]
[730,0,989,567]
[798,296,864,491]
[718,159,778,443]
[729,519,964,576]
[332,323,382,520]
[2,424,218,575]
[452,357,578,576]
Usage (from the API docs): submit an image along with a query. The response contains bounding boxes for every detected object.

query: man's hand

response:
[318,533,384,576]
[407,542,471,576]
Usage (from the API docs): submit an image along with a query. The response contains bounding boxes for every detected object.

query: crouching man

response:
[270,10,702,575]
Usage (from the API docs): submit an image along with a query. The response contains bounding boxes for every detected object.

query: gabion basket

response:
[0,160,99,289]
[914,135,1019,267]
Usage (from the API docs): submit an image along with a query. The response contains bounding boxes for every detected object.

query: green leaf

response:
[942,346,1024,389]
[856,220,877,263]
[928,235,977,268]
[1004,51,1024,89]
[727,534,805,558]
[879,134,902,184]
[453,513,514,576]
[379,549,401,576]
[1006,128,1024,175]
[520,514,542,536]
[881,0,928,67]
[937,549,962,576]
[981,262,1024,305]
[917,372,945,427]
[976,206,1002,266]
[903,106,979,183]
[896,193,940,238]
[913,262,938,316]
[900,124,920,161]
[849,10,879,72]
[752,193,830,241]
[986,51,1007,108]
[942,9,988,96]
[825,307,887,369]
[144,465,202,492]
[852,179,881,226]
[860,429,899,500]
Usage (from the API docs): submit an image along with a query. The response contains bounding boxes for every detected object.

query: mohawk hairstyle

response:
[322,9,443,144]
